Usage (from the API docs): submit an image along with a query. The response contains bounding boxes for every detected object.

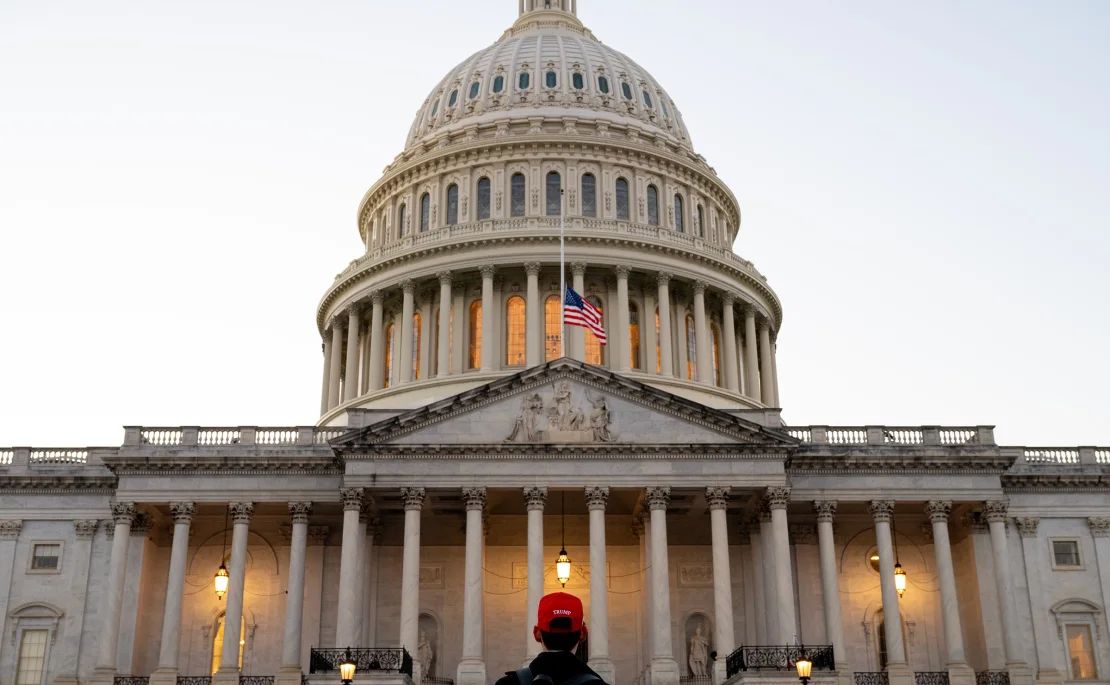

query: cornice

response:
[1002,470,1109,491]
[101,453,342,476]
[0,475,117,494]
[349,444,788,461]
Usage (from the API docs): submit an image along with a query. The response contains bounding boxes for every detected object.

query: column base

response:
[835,670,856,685]
[589,657,615,685]
[457,657,487,685]
[1033,668,1064,685]
[51,675,79,685]
[149,667,180,685]
[87,667,117,685]
[885,663,914,685]
[276,666,306,685]
[213,668,243,685]
[1007,662,1035,685]
[650,656,681,685]
[947,663,975,685]
[713,656,727,685]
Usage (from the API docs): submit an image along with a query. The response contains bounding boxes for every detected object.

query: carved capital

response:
[524,486,548,511]
[813,500,837,523]
[765,486,791,510]
[1015,517,1039,537]
[692,280,707,295]
[1088,517,1110,538]
[307,525,330,545]
[721,292,736,307]
[169,502,196,524]
[869,500,895,523]
[656,271,672,287]
[462,487,487,511]
[570,262,587,277]
[401,279,416,294]
[479,265,496,279]
[370,290,384,306]
[524,262,542,277]
[229,502,254,524]
[646,486,670,511]
[347,303,362,319]
[706,486,729,511]
[925,500,951,523]
[74,520,99,539]
[0,520,20,540]
[437,271,453,286]
[289,501,313,524]
[401,487,426,510]
[340,487,364,511]
[585,486,610,511]
[111,502,137,525]
[614,265,631,280]
[983,499,1009,523]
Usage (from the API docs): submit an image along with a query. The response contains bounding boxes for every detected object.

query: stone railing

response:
[786,426,991,447]
[1013,447,1108,467]
[124,426,351,448]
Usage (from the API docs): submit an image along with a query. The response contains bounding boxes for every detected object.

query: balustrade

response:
[29,449,87,464]
[176,677,212,685]
[975,672,1010,685]
[197,429,241,446]
[309,647,413,676]
[255,428,299,445]
[884,428,923,445]
[1098,449,1110,464]
[724,645,834,676]
[826,428,868,445]
[1023,448,1079,464]
[939,428,977,445]
[0,449,12,465]
[855,674,890,685]
[915,673,950,685]
[238,677,275,685]
[113,677,149,685]
[786,428,811,442]
[140,429,182,445]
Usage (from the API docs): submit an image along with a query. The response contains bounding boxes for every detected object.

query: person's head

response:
[533,591,587,652]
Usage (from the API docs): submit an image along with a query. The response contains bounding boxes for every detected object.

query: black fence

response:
[176,678,212,685]
[239,677,275,685]
[725,645,835,678]
[309,647,414,676]
[976,671,1011,685]
[915,673,950,685]
[854,673,889,685]
[113,678,149,685]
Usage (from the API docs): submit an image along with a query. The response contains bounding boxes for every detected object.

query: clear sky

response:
[1,0,1107,447]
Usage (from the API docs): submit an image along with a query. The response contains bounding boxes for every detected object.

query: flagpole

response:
[559,187,566,358]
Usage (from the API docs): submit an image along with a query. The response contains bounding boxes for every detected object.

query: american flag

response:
[563,287,607,345]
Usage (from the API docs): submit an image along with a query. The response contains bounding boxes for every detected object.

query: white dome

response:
[405,7,693,152]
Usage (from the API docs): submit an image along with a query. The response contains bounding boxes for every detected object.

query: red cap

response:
[535,591,584,633]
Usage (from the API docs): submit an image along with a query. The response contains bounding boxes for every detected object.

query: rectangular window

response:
[30,544,61,572]
[16,629,48,685]
[1066,624,1097,680]
[1052,539,1081,569]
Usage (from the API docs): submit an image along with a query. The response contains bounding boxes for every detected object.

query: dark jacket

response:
[493,650,607,685]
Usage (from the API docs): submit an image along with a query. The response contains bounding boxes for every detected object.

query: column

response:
[92,502,135,682]
[1089,518,1110,659]
[720,295,739,392]
[692,281,712,383]
[278,503,312,685]
[319,338,331,415]
[767,487,797,643]
[354,503,373,643]
[458,488,487,685]
[525,263,542,366]
[814,502,847,676]
[616,267,632,372]
[480,266,495,370]
[646,487,680,685]
[368,291,385,391]
[400,280,416,382]
[642,286,656,375]
[151,503,195,685]
[524,487,547,659]
[984,500,1031,680]
[570,262,587,361]
[743,310,759,400]
[362,519,382,647]
[656,273,674,377]
[328,322,344,409]
[634,515,652,673]
[400,488,426,683]
[1014,517,1062,685]
[758,321,775,406]
[216,503,253,682]
[303,526,329,667]
[430,273,450,378]
[344,304,362,401]
[869,501,912,685]
[924,502,975,684]
[586,487,615,683]
[758,507,778,642]
[335,488,364,647]
[55,521,97,682]
[747,518,768,644]
[707,488,735,685]
[770,340,781,407]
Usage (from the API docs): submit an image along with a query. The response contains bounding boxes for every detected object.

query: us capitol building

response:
[2,3,1107,685]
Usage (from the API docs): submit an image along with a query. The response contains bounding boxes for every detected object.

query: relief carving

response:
[505,381,615,443]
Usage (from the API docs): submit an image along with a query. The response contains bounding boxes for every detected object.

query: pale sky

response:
[1,0,1107,447]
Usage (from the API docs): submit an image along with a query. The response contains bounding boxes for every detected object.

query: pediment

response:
[333,359,795,449]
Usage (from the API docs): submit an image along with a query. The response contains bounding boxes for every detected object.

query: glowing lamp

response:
[796,656,813,684]
[894,562,907,598]
[214,562,230,600]
[339,647,357,684]
[556,547,572,587]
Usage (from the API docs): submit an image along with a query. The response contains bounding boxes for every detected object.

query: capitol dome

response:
[316,0,783,423]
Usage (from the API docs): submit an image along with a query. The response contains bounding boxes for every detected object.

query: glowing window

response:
[685,313,696,379]
[629,302,641,370]
[431,306,439,376]
[584,296,604,365]
[711,323,722,386]
[654,308,661,373]
[505,296,526,366]
[546,171,561,216]
[647,185,659,226]
[674,194,685,233]
[476,177,491,220]
[468,300,482,369]
[1066,624,1098,680]
[412,312,422,380]
[511,173,526,217]
[581,173,597,218]
[615,177,630,220]
[545,295,562,360]
[210,613,245,675]
[446,184,459,225]
[383,323,394,387]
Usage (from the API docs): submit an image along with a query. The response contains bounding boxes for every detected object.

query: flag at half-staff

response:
[563,287,607,345]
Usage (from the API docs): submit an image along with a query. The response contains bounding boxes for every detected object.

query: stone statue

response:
[417,630,434,678]
[688,623,709,677]
[550,380,585,430]
[506,392,544,442]
[586,391,614,442]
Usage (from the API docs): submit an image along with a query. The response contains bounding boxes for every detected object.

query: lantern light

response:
[556,547,572,587]
[894,562,907,598]
[339,647,357,684]
[214,562,230,600]
[795,655,813,684]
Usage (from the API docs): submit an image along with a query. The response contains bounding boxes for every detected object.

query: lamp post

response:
[339,647,357,685]
[795,653,813,685]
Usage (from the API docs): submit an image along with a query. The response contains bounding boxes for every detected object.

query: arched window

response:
[621,81,633,101]
[697,205,705,238]
[581,173,597,218]
[446,184,459,225]
[397,203,407,237]
[412,312,422,380]
[654,308,662,373]
[642,89,653,108]
[629,302,641,370]
[468,300,482,369]
[711,323,722,386]
[584,295,604,365]
[647,185,660,226]
[511,173,526,217]
[597,75,610,94]
[545,70,558,89]
[545,295,562,360]
[211,612,245,675]
[518,71,531,90]
[546,171,562,216]
[615,177,630,221]
[383,322,394,388]
[685,313,697,380]
[674,194,685,233]
[505,296,526,366]
[419,192,431,232]
[572,72,584,90]
[476,177,491,220]
[492,75,505,93]
[448,89,458,107]
[468,81,480,99]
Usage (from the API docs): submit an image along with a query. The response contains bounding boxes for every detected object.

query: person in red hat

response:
[494,591,608,685]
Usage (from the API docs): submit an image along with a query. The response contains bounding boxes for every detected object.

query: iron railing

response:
[114,678,149,685]
[679,677,712,685]
[177,678,212,685]
[424,678,455,685]
[976,672,1010,685]
[855,673,890,685]
[309,647,413,676]
[239,677,275,685]
[915,673,950,685]
[724,645,835,677]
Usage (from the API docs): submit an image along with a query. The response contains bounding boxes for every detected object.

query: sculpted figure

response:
[587,392,614,442]
[417,630,434,678]
[506,393,544,442]
[688,623,709,677]
[550,380,584,430]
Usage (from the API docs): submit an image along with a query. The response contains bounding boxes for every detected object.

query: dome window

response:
[519,72,531,90]
[572,73,584,90]
[660,99,670,117]
[545,70,558,89]
[430,101,439,118]
[615,177,630,221]
[581,173,597,218]
[510,173,526,217]
[597,76,610,94]
[492,75,505,93]
[545,171,562,216]
[647,184,660,226]
[468,82,480,99]
[674,194,685,233]
[642,89,654,108]
[448,89,458,107]
[621,81,633,101]
[476,177,491,220]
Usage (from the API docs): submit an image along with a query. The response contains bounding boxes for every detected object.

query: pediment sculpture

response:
[506,380,615,444]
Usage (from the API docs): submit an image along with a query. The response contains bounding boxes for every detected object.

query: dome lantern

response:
[519,0,577,16]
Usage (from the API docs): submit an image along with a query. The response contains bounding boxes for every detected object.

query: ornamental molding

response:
[1002,473,1110,491]
[401,487,426,510]
[646,486,670,511]
[788,452,1010,474]
[705,486,729,510]
[73,520,99,538]
[229,502,254,524]
[765,486,791,510]
[983,499,1009,523]
[0,520,22,540]
[813,500,837,523]
[111,502,137,524]
[1089,517,1110,538]
[1015,517,1040,537]
[462,486,487,511]
[925,500,952,523]
[340,487,364,511]
[584,486,610,510]
[869,500,895,523]
[0,476,117,494]
[289,501,313,524]
[169,502,196,524]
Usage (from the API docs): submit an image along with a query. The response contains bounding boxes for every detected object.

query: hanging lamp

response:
[214,506,230,600]
[555,491,571,587]
[892,515,907,598]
